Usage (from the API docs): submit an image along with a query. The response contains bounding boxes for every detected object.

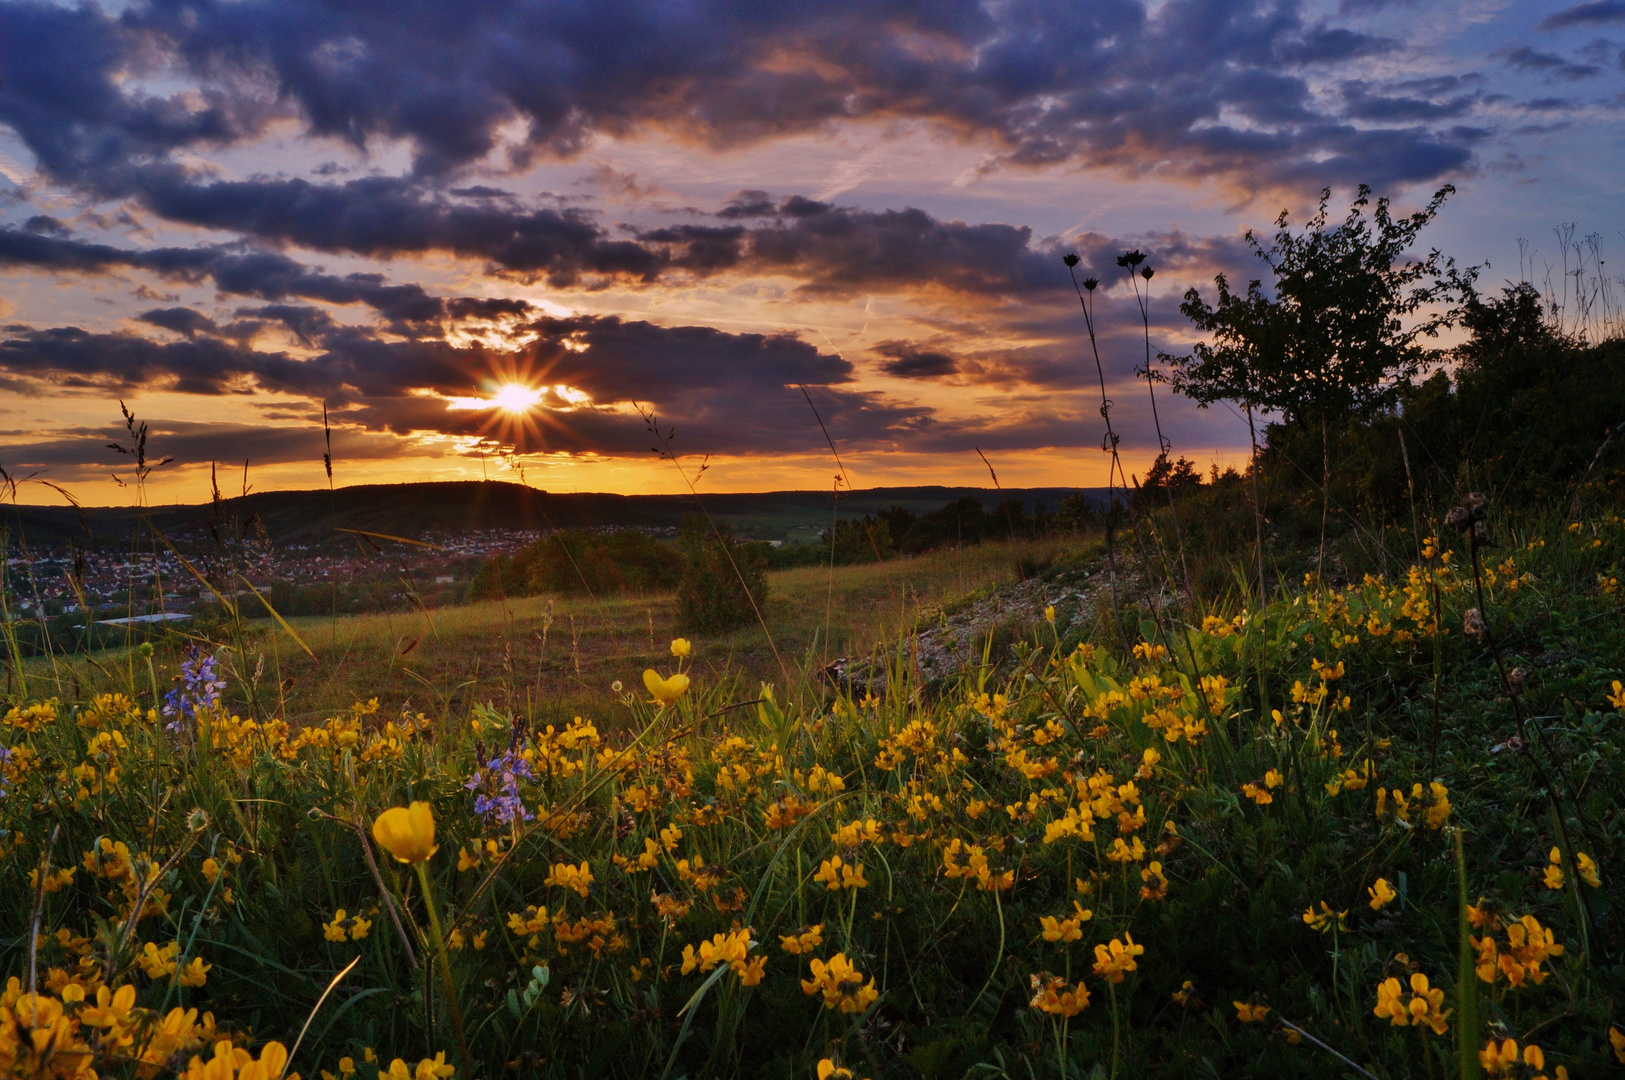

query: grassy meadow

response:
[18,533,1078,729]
[2,505,1624,1080]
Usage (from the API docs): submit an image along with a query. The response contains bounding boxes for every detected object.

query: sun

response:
[491,382,543,414]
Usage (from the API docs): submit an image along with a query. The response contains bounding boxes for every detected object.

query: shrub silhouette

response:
[676,515,767,632]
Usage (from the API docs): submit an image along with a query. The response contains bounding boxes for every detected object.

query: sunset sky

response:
[0,0,1620,505]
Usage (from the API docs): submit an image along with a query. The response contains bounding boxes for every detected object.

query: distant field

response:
[23,532,1085,726]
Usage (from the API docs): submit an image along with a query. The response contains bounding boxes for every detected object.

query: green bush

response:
[470,528,678,600]
[675,514,767,631]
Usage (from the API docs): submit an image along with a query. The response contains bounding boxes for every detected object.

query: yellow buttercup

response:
[644,669,690,706]
[372,801,438,864]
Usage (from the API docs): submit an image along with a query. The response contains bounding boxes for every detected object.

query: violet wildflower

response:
[162,646,226,731]
[466,748,536,825]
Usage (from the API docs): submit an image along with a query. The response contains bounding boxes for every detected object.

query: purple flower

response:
[466,747,536,826]
[162,647,226,732]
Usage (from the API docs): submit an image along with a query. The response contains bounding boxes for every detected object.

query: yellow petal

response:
[372,802,438,864]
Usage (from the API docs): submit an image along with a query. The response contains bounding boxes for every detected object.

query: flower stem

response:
[1108,980,1120,1080]
[414,861,470,1071]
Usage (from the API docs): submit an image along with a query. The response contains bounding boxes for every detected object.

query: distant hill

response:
[0,481,1105,549]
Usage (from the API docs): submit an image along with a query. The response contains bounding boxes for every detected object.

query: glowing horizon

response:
[0,0,1616,502]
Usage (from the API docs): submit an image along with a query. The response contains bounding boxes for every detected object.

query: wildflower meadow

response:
[2,502,1623,1080]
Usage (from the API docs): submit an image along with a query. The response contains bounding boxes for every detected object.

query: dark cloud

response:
[0,301,1235,458]
[0,0,280,184]
[134,174,665,285]
[23,215,71,237]
[717,190,779,219]
[1539,2,1625,30]
[1337,0,1413,14]
[1340,81,1478,121]
[1497,45,1602,80]
[230,304,339,346]
[0,311,931,457]
[1,0,1477,208]
[643,201,1253,300]
[136,307,218,339]
[0,228,536,331]
[1275,26,1397,64]
[4,420,411,479]
[874,342,960,379]
[0,199,1255,307]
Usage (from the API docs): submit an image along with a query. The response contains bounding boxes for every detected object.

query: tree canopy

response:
[1164,185,1475,426]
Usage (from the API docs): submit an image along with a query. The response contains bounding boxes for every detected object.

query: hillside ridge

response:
[0,479,1105,546]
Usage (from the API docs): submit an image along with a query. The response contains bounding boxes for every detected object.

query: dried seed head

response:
[1141,266,1154,281]
[1463,607,1487,636]
[1447,493,1489,536]
[1063,253,1081,268]
[1082,277,1100,292]
[1507,666,1527,692]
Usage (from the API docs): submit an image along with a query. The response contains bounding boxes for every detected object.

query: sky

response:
[0,0,1620,506]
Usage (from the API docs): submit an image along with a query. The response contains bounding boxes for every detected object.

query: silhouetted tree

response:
[1164,184,1476,575]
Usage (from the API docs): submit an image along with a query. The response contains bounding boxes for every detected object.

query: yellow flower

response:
[1044,606,1056,623]
[801,953,879,1013]
[1139,862,1168,901]
[1039,903,1091,943]
[643,669,690,705]
[830,819,881,847]
[670,638,691,658]
[177,955,210,987]
[1543,847,1565,890]
[1091,935,1144,983]
[780,924,824,954]
[79,983,137,1027]
[813,855,867,890]
[1577,852,1601,888]
[1373,973,1450,1034]
[1105,836,1146,862]
[1029,973,1091,1017]
[545,860,594,897]
[139,941,179,979]
[1301,902,1348,934]
[1609,680,1625,711]
[1234,1001,1270,1023]
[1479,1038,1550,1078]
[372,802,438,864]
[324,910,351,942]
[816,1060,855,1080]
[201,858,221,884]
[29,866,75,893]
[1367,878,1398,910]
[1610,1025,1625,1063]
[1132,642,1169,662]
